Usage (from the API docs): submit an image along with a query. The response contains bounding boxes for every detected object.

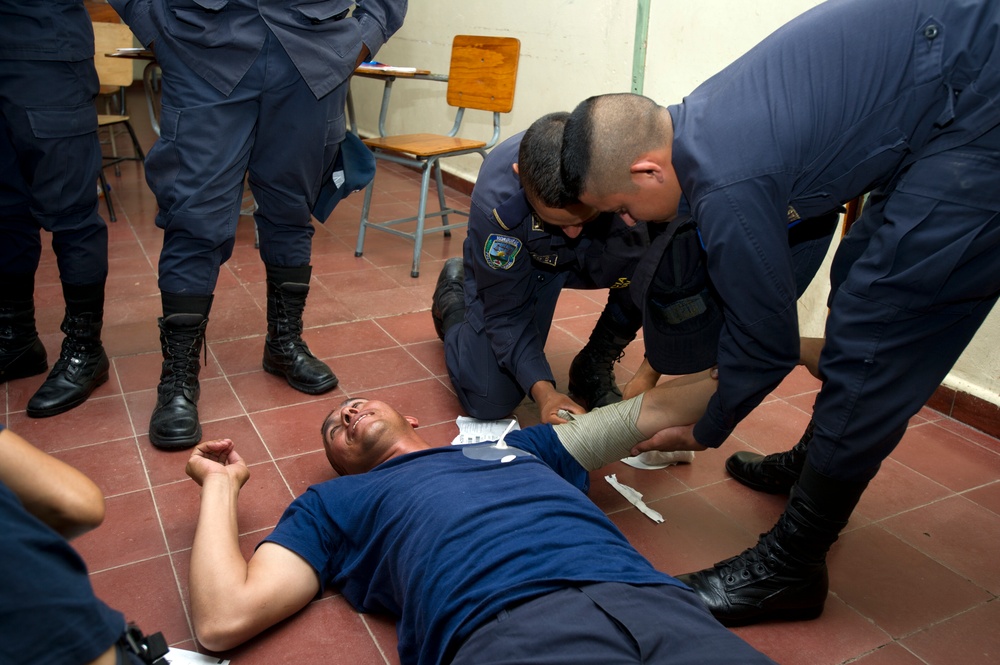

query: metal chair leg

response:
[355,179,376,257]
[432,159,450,237]
[411,164,434,278]
[98,171,116,223]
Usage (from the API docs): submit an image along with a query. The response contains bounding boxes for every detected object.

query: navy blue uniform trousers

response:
[813,123,1000,481]
[0,59,106,286]
[149,32,346,296]
[451,582,776,664]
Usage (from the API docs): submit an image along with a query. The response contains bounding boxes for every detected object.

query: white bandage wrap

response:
[554,394,646,471]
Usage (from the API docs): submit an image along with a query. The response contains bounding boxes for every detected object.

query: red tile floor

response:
[4,90,1000,664]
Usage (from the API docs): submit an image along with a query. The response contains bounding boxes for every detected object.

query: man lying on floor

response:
[185,371,775,665]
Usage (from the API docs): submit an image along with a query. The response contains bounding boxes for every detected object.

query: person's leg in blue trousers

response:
[444,271,568,420]
[0,58,110,417]
[680,125,1000,625]
[146,33,340,449]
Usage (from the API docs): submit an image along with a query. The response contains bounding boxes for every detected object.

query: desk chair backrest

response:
[446,35,520,114]
[354,34,521,278]
[90,21,145,223]
[92,22,135,91]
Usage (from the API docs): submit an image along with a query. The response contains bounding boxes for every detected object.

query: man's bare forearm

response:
[190,474,250,650]
[555,370,716,470]
[635,369,716,437]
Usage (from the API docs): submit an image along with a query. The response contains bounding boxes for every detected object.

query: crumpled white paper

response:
[450,416,520,445]
[604,474,664,524]
[620,450,695,470]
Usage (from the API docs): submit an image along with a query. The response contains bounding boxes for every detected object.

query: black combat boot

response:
[26,282,109,418]
[0,273,48,382]
[431,257,465,341]
[676,463,868,626]
[262,265,338,394]
[725,419,815,494]
[568,310,636,410]
[149,293,212,449]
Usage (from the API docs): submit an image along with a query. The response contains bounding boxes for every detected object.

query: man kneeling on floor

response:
[185,373,776,664]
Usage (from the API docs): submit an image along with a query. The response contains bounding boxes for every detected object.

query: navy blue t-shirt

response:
[0,473,124,664]
[263,424,679,665]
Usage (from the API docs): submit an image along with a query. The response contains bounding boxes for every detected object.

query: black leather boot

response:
[26,311,109,418]
[0,299,48,383]
[568,310,636,410]
[149,312,209,449]
[431,257,465,341]
[726,419,814,494]
[262,265,338,395]
[676,463,868,626]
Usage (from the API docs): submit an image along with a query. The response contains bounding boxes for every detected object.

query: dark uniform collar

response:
[490,191,534,232]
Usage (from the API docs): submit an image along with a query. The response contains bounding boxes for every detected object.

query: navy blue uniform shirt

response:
[463,132,648,394]
[671,0,1000,446]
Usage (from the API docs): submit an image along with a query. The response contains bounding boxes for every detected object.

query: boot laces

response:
[162,327,206,392]
[271,291,309,352]
[49,316,100,377]
[716,530,783,585]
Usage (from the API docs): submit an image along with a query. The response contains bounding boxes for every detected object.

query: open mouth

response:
[350,411,373,435]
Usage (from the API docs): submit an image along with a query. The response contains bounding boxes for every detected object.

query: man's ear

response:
[630,157,666,184]
[405,415,420,428]
[512,162,520,176]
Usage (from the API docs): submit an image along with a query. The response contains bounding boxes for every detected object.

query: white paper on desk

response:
[605,474,664,524]
[163,647,229,664]
[450,416,519,445]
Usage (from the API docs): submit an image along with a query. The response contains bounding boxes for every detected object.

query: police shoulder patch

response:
[484,234,522,270]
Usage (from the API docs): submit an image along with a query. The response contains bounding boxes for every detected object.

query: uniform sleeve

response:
[504,427,591,492]
[468,199,556,395]
[260,488,342,593]
[108,0,157,47]
[354,0,408,57]
[692,181,802,447]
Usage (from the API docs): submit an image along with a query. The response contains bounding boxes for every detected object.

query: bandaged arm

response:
[554,369,716,471]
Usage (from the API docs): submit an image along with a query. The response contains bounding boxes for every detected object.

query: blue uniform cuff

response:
[692,414,730,448]
[357,14,388,57]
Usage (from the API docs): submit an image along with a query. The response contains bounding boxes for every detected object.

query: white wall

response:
[355,0,999,408]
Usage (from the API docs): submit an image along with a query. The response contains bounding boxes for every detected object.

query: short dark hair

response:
[562,93,668,199]
[560,99,596,200]
[518,112,575,208]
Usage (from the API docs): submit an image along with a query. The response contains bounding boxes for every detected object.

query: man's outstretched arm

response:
[554,369,718,471]
[187,439,320,652]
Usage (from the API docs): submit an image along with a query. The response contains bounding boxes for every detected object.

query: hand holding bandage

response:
[554,369,717,471]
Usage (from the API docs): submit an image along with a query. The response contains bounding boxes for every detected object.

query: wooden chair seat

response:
[362,133,488,158]
[98,113,131,126]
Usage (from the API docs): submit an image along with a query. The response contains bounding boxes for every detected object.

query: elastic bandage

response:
[554,394,646,471]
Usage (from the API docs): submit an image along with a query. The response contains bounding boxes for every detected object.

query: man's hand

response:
[531,381,586,424]
[799,336,825,380]
[622,358,661,399]
[354,44,372,68]
[630,424,706,456]
[186,439,249,488]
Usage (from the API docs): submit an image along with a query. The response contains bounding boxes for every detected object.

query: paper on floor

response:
[164,647,229,664]
[605,474,664,524]
[620,450,695,470]
[450,416,520,445]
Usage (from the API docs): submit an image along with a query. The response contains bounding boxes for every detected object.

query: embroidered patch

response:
[532,253,558,267]
[787,206,801,223]
[530,214,544,232]
[484,234,522,270]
